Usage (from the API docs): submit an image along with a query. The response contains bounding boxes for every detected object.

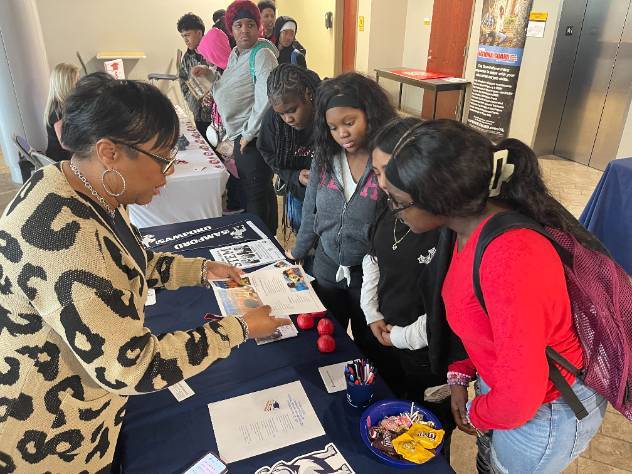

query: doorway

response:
[534,0,632,170]
[421,0,475,119]
[342,0,358,72]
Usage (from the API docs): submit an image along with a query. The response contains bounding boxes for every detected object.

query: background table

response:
[128,106,229,228]
[114,214,452,473]
[580,157,632,275]
[375,68,470,121]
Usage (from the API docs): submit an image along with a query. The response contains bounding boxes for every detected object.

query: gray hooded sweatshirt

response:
[210,39,279,142]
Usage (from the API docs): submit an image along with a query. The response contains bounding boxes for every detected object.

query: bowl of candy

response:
[360,399,444,467]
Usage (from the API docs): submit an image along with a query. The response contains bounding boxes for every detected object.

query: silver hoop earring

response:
[101,168,126,197]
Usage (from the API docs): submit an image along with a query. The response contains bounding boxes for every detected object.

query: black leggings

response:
[233,136,278,234]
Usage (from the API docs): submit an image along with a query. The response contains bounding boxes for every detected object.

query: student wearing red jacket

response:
[381,119,606,473]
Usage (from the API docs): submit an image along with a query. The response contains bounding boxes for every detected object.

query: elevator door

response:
[534,0,632,170]
[555,0,632,167]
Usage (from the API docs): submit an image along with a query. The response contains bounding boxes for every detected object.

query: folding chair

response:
[148,49,183,83]
[11,133,37,179]
[31,151,56,167]
[76,51,88,75]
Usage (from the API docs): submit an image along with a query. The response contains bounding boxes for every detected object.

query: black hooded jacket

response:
[273,16,307,67]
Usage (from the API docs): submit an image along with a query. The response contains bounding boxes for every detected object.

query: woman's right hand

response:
[298,169,310,186]
[369,320,389,345]
[450,384,477,435]
[241,305,292,339]
[191,65,210,77]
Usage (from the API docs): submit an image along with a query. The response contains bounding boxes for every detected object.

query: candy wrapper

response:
[368,409,444,464]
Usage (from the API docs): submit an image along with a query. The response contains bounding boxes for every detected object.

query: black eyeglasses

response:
[123,143,178,174]
[387,196,416,215]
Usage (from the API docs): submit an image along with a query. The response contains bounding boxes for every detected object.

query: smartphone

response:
[183,451,228,474]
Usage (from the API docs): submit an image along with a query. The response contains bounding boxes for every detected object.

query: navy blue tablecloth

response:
[114,215,452,473]
[580,158,632,275]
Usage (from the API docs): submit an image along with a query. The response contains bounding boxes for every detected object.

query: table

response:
[114,214,453,473]
[375,68,470,121]
[128,106,229,228]
[580,157,632,275]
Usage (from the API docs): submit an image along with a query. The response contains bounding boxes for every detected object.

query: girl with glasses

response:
[382,119,606,473]
[0,72,290,472]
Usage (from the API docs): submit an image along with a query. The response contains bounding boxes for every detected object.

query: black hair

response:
[257,1,276,12]
[62,72,179,158]
[313,72,396,173]
[266,65,320,170]
[212,9,226,23]
[367,116,423,257]
[177,13,205,33]
[385,119,603,249]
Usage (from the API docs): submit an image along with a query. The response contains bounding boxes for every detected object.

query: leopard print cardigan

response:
[0,165,246,472]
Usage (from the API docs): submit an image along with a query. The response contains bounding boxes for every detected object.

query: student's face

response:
[271,93,314,130]
[384,179,445,233]
[325,106,368,153]
[279,29,296,48]
[181,30,204,50]
[261,8,276,32]
[233,19,259,50]
[371,147,392,192]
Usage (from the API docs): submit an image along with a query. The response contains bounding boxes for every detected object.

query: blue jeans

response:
[474,377,605,473]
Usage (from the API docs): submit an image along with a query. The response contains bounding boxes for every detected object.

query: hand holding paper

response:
[205,260,244,283]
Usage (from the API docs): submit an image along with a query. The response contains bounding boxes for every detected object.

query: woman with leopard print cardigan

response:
[0,73,289,473]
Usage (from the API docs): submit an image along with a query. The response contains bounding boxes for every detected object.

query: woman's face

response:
[371,147,392,192]
[384,177,445,233]
[279,29,296,48]
[105,137,176,206]
[233,18,259,51]
[325,106,368,153]
[271,93,314,130]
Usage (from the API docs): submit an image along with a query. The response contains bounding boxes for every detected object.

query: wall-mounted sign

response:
[527,11,547,37]
[358,15,365,32]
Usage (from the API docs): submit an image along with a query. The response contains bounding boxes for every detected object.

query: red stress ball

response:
[296,314,315,330]
[317,334,336,353]
[317,318,335,336]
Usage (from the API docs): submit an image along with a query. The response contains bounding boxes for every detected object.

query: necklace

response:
[392,218,411,251]
[69,160,117,219]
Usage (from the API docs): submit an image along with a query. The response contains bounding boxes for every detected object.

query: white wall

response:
[401,0,434,114]
[355,0,372,74]
[276,0,340,79]
[36,0,228,104]
[463,0,564,145]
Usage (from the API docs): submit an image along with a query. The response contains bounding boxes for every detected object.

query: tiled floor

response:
[1,154,627,472]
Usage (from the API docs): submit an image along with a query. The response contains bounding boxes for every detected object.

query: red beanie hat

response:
[225,1,261,36]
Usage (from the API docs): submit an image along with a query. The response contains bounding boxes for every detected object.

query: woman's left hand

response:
[239,137,250,153]
[380,330,394,346]
[206,261,244,283]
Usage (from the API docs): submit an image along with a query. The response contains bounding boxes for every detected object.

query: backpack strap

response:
[249,41,276,84]
[473,211,588,420]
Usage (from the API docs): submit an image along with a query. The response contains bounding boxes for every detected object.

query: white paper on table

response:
[318,361,352,393]
[255,319,298,345]
[145,288,156,306]
[247,265,325,316]
[257,260,316,282]
[169,380,195,402]
[443,77,467,83]
[209,239,285,269]
[208,381,325,463]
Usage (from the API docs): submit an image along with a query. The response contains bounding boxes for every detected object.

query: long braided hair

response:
[266,64,320,170]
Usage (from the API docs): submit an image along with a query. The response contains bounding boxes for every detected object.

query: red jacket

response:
[444,218,583,430]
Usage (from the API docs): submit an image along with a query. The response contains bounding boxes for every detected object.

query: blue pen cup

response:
[346,379,375,408]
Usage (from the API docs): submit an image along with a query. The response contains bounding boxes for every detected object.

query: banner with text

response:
[467,0,534,141]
